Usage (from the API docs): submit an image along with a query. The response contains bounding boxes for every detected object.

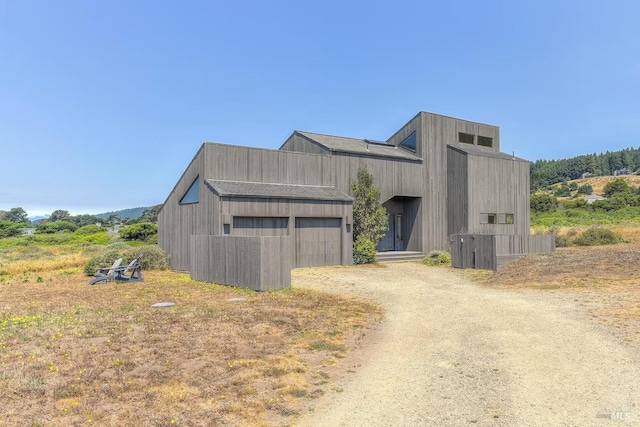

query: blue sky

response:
[1,1,638,217]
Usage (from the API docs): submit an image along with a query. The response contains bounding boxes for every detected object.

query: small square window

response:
[459,132,474,144]
[223,224,230,234]
[505,214,514,224]
[487,214,497,224]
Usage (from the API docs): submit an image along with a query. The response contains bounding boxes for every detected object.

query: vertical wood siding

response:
[190,235,292,291]
[452,234,556,271]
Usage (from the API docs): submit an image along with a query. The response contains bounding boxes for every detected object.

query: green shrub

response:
[77,232,112,245]
[36,221,78,234]
[74,224,107,235]
[554,185,571,197]
[0,220,23,239]
[577,184,593,195]
[555,235,571,247]
[123,245,169,270]
[353,235,377,264]
[573,228,623,246]
[530,194,558,213]
[119,222,157,241]
[422,250,451,266]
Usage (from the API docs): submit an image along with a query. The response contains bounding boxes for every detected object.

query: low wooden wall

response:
[189,235,293,291]
[451,234,555,271]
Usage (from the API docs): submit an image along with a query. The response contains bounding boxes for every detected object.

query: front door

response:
[377,214,395,252]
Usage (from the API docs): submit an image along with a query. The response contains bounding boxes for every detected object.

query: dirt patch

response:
[294,262,640,426]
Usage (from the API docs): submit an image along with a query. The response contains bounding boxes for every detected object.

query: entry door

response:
[377,214,395,252]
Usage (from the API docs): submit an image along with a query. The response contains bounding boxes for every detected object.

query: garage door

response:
[295,218,342,268]
[232,217,288,236]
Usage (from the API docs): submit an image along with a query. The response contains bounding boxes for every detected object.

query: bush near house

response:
[573,228,623,246]
[422,250,452,266]
[352,234,377,265]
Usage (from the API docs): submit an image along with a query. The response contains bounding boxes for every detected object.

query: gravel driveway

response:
[293,263,640,426]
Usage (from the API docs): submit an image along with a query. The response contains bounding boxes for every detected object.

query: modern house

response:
[158,111,554,290]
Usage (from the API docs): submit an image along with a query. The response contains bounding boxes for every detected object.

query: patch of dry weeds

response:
[0,252,382,426]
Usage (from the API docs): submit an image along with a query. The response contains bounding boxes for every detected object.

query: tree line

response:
[0,205,161,239]
[531,147,640,190]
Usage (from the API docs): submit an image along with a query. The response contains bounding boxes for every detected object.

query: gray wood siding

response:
[203,144,332,186]
[158,146,214,271]
[452,234,555,271]
[466,155,530,236]
[447,148,469,236]
[190,235,292,291]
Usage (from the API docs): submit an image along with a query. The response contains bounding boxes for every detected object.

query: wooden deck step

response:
[376,251,424,263]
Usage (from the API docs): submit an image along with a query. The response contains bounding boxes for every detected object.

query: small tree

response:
[603,178,630,197]
[351,168,387,263]
[3,207,28,223]
[50,209,71,222]
[119,222,158,241]
[530,194,558,213]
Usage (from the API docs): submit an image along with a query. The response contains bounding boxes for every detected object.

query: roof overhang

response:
[205,179,353,202]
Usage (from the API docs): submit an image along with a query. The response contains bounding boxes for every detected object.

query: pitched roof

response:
[447,143,528,162]
[296,131,421,161]
[205,179,352,202]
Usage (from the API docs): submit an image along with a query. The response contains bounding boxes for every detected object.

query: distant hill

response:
[531,146,640,190]
[29,214,50,224]
[96,206,154,220]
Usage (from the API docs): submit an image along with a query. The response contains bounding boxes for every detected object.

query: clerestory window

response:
[179,177,200,205]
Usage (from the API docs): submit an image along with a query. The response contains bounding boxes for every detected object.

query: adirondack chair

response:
[87,255,144,285]
[88,258,123,285]
[112,254,144,283]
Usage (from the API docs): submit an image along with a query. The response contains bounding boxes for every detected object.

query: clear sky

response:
[1,1,638,217]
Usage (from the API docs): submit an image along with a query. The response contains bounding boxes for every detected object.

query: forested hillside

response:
[530,147,640,190]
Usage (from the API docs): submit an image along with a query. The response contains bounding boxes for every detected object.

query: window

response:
[477,136,493,147]
[179,177,200,205]
[487,214,497,224]
[395,214,403,240]
[458,132,474,144]
[505,214,514,224]
[399,132,417,151]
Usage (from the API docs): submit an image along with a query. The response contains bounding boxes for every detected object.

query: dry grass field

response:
[473,243,640,344]
[570,175,640,195]
[0,247,382,426]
